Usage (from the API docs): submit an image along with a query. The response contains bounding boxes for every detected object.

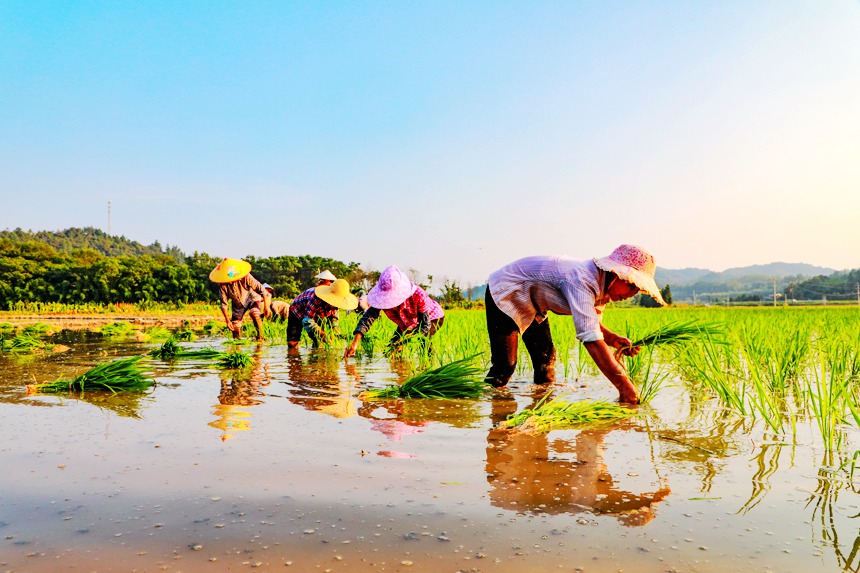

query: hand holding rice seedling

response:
[26,356,154,394]
[361,355,489,399]
[500,394,636,433]
[614,320,724,361]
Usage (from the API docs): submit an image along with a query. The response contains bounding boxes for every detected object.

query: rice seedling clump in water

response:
[26,356,153,394]
[149,338,222,361]
[217,350,253,369]
[362,355,489,399]
[501,394,636,433]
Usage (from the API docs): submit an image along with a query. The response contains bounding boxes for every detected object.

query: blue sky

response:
[2,1,858,288]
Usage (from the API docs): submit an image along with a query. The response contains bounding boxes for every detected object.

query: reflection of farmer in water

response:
[486,393,669,526]
[208,345,269,440]
[284,350,359,418]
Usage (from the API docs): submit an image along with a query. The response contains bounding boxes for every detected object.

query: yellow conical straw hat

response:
[209,258,252,283]
[315,278,359,310]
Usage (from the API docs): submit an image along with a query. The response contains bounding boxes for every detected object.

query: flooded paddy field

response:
[1,309,859,572]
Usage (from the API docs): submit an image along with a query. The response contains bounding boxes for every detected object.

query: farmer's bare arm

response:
[583,339,639,404]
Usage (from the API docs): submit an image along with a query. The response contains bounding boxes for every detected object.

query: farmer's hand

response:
[614,336,640,357]
[225,320,236,332]
[344,335,361,358]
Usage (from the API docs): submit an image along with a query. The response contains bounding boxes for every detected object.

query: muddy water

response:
[1,331,858,572]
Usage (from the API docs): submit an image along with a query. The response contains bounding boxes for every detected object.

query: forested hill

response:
[0,227,369,306]
[0,227,185,262]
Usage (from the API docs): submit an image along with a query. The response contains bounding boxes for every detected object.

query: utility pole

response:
[856,282,859,306]
[692,290,696,306]
[773,277,777,307]
[108,200,112,235]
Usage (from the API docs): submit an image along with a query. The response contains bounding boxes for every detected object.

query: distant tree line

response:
[0,228,371,307]
[785,270,860,301]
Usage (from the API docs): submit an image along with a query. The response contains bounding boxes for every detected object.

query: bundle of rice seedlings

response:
[615,320,724,360]
[216,350,253,369]
[145,326,173,340]
[361,355,488,400]
[26,356,153,395]
[22,322,51,336]
[148,338,222,361]
[5,334,47,353]
[500,394,636,433]
[172,329,196,341]
[100,322,134,336]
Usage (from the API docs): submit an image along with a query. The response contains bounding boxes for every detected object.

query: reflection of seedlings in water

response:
[804,458,860,571]
[738,439,787,515]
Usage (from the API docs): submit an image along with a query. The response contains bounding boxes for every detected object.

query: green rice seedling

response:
[676,336,749,416]
[100,322,134,336]
[26,356,153,394]
[145,326,173,340]
[148,338,222,361]
[500,394,636,433]
[217,350,253,369]
[22,322,50,336]
[804,339,855,454]
[173,329,197,341]
[5,334,47,353]
[203,320,228,335]
[626,345,670,405]
[361,355,489,399]
[616,319,725,360]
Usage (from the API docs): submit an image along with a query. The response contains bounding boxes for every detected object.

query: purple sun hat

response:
[366,265,417,309]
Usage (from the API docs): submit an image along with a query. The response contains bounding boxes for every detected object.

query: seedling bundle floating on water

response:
[361,355,489,400]
[26,356,154,395]
[4,334,47,353]
[500,394,636,433]
[148,338,222,361]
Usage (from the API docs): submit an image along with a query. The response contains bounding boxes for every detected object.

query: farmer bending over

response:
[344,265,444,358]
[210,258,267,341]
[484,244,666,404]
[288,279,357,347]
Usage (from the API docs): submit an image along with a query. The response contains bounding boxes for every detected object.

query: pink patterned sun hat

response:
[593,244,666,306]
[366,265,418,309]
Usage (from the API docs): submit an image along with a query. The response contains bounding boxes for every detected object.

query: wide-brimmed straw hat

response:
[314,270,337,281]
[315,278,359,310]
[209,258,252,284]
[593,244,665,306]
[262,283,274,292]
[366,265,417,309]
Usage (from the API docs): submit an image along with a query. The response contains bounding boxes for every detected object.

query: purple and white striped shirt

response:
[488,256,611,343]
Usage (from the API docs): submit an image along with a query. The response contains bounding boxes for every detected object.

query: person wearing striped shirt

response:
[484,244,666,404]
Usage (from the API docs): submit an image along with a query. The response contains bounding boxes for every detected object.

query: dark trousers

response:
[484,288,556,387]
